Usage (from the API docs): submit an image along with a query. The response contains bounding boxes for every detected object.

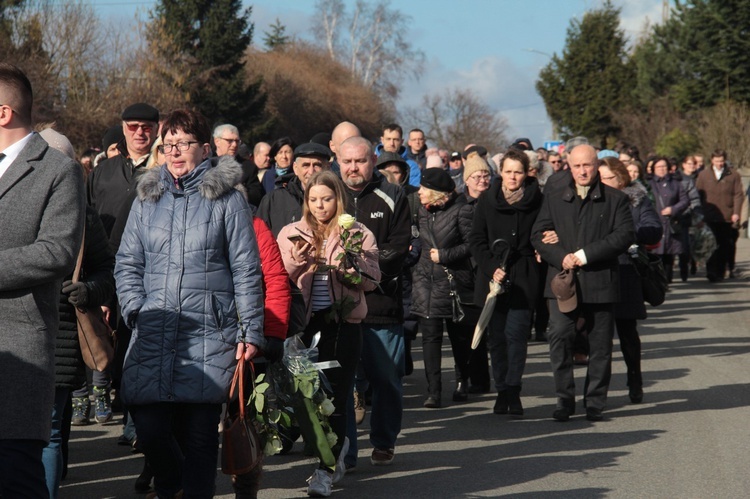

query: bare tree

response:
[313,0,424,102]
[696,100,750,172]
[403,87,509,153]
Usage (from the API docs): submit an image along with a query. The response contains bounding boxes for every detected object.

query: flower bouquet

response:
[250,333,340,467]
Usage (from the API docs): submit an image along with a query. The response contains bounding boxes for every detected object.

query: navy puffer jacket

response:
[115,156,264,405]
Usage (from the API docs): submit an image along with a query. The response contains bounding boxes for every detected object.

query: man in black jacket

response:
[339,137,411,468]
[256,142,331,237]
[531,144,635,422]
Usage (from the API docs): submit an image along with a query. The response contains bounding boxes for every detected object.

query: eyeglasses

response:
[217,137,242,145]
[549,160,561,164]
[158,141,199,154]
[469,173,491,182]
[125,122,154,133]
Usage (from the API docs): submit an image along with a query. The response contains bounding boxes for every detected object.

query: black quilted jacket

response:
[411,193,475,318]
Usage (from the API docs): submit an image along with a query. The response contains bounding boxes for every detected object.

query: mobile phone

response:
[287,234,306,243]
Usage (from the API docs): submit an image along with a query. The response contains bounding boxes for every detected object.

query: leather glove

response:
[61,280,88,307]
[263,337,285,363]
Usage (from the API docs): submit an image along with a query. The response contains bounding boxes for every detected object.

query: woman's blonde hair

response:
[146,136,164,170]
[419,186,451,207]
[303,170,349,256]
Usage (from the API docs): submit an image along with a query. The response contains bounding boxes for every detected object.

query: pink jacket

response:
[277,219,380,324]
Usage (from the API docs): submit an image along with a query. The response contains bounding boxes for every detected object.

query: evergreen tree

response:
[150,0,269,141]
[535,1,634,146]
[263,18,289,51]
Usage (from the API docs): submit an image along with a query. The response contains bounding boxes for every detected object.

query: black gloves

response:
[61,280,88,307]
[263,337,285,363]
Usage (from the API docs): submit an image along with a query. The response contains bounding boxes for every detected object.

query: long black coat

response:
[649,174,688,255]
[616,183,662,320]
[469,177,543,310]
[56,207,115,388]
[531,176,635,304]
[411,193,475,318]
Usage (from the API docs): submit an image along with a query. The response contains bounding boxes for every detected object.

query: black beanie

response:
[420,167,455,193]
[102,125,125,150]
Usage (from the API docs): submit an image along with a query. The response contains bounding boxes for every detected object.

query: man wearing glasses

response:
[212,123,263,207]
[87,102,159,238]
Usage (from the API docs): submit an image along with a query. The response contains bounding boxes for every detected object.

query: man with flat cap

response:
[531,144,634,422]
[87,102,160,238]
[257,141,332,237]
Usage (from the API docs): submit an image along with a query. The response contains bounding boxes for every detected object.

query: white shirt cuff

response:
[574,249,587,266]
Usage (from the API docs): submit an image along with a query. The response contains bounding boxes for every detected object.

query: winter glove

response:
[263,337,285,363]
[61,280,88,307]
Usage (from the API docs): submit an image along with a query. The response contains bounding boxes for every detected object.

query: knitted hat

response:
[463,154,491,181]
[426,155,443,169]
[421,167,455,193]
[39,128,76,160]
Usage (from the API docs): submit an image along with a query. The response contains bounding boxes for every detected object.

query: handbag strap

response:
[72,225,86,284]
[228,358,256,420]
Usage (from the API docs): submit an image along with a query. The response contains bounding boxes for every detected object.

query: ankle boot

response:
[507,385,523,417]
[493,390,508,414]
[452,366,468,402]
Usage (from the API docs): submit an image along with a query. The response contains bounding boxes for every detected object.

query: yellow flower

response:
[338,214,355,230]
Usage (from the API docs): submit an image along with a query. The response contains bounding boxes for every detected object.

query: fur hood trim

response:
[623,181,648,207]
[137,155,243,202]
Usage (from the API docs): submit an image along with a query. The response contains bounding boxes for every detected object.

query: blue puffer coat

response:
[115,156,264,406]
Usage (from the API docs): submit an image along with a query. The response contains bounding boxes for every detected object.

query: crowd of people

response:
[1,61,747,498]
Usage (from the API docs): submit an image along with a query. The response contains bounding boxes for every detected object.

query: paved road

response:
[61,240,750,498]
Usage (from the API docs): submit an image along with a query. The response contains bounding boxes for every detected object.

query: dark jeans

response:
[487,307,532,391]
[303,309,362,461]
[420,316,472,398]
[707,221,735,278]
[615,318,642,388]
[130,402,222,498]
[0,438,48,498]
[548,300,615,411]
[42,387,70,498]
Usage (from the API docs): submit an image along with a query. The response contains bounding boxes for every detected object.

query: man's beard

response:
[344,175,366,188]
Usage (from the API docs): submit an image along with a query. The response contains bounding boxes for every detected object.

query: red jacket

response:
[253,217,290,340]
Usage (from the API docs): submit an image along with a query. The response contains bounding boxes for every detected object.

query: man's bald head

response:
[568,144,599,187]
[330,121,361,156]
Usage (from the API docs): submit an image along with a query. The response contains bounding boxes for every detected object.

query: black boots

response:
[452,366,468,402]
[506,386,523,417]
[493,391,508,414]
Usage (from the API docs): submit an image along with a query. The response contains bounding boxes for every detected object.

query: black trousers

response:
[420,316,472,398]
[707,221,735,278]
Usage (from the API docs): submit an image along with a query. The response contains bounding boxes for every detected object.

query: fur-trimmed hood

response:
[623,181,648,208]
[137,155,243,203]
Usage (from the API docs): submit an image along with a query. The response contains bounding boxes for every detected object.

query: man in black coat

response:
[531,144,635,422]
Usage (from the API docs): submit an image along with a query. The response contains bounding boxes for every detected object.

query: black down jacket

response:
[411,193,475,318]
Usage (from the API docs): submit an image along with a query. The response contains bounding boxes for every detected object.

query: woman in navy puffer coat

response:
[115,109,264,498]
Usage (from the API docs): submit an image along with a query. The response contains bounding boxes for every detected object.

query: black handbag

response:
[221,358,263,475]
[444,268,465,323]
[631,246,668,306]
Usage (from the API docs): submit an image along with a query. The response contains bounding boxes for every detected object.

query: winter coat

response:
[532,175,635,304]
[87,145,150,238]
[470,177,543,310]
[256,172,304,238]
[345,173,411,323]
[0,133,85,441]
[411,193,475,318]
[649,174,689,255]
[253,217,290,340]
[115,156,264,406]
[695,167,745,223]
[277,219,380,324]
[615,182,662,320]
[56,207,115,388]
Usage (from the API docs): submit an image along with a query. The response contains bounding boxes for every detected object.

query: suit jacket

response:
[531,175,635,304]
[0,133,85,441]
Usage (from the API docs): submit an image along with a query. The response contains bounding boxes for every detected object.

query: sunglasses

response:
[125,122,154,133]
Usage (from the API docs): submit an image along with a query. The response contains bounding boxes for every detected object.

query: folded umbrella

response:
[472,239,510,349]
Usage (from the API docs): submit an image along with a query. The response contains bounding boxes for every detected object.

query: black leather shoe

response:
[452,382,468,402]
[629,386,644,404]
[553,405,574,422]
[424,396,441,408]
[493,391,508,414]
[586,408,604,421]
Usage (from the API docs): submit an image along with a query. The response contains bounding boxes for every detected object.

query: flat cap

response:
[121,103,159,123]
[294,142,332,160]
[376,151,409,172]
[421,167,455,193]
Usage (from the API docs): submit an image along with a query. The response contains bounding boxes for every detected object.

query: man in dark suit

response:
[532,144,634,422]
[0,63,85,496]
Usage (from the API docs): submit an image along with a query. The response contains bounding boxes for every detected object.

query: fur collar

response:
[622,181,648,207]
[137,156,242,203]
